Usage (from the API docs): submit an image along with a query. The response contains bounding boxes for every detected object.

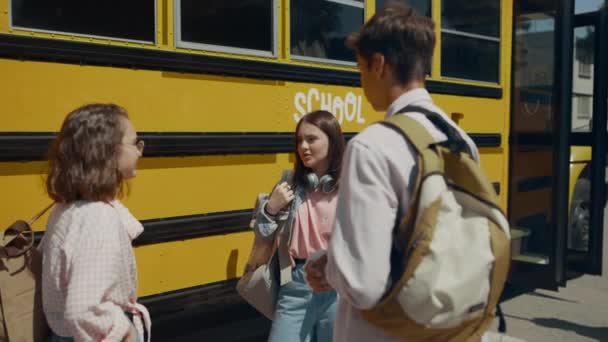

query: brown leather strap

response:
[3,220,29,239]
[27,203,55,226]
[0,203,54,259]
[1,222,35,258]
[0,225,33,259]
[1,220,29,248]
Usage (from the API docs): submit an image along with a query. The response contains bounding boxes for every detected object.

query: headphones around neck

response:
[306,173,335,193]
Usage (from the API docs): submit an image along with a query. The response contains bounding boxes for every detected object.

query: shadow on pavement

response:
[525,291,578,304]
[500,283,577,304]
[505,314,608,341]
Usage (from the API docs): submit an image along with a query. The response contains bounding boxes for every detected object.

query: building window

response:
[578,58,592,78]
[10,0,155,42]
[290,0,365,64]
[574,26,594,79]
[577,95,591,119]
[176,0,276,57]
[375,0,431,17]
[441,0,500,83]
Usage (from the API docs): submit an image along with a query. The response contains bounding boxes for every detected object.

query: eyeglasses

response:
[122,140,145,153]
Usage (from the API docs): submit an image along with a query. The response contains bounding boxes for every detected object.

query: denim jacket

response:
[254,172,307,285]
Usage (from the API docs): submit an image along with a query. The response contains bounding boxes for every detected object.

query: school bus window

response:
[440,0,500,83]
[10,0,155,43]
[290,0,364,64]
[176,0,276,57]
[375,0,431,17]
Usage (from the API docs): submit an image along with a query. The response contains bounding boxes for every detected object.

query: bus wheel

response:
[568,178,590,251]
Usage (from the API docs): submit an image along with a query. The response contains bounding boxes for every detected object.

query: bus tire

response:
[568,178,590,251]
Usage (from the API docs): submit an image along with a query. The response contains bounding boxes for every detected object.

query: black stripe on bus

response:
[134,209,252,246]
[571,132,593,146]
[0,34,501,98]
[510,133,554,146]
[0,132,501,161]
[32,177,502,247]
[0,132,54,161]
[515,213,548,229]
[140,279,270,340]
[517,176,553,192]
[470,133,501,148]
[427,80,502,99]
[34,208,254,246]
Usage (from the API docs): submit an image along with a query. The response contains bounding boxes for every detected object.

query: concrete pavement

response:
[488,274,608,341]
[486,204,608,342]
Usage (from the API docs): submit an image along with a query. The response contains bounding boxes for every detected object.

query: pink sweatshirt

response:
[289,190,338,261]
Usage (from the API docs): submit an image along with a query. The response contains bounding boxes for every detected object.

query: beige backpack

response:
[236,193,279,319]
[0,205,52,342]
[361,107,511,341]
[237,170,293,319]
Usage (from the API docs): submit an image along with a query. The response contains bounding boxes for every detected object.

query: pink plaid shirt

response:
[40,200,150,342]
[289,190,337,261]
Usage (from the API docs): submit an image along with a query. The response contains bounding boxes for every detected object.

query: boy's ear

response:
[371,52,386,78]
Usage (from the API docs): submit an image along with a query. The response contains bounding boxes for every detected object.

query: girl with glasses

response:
[41,103,149,342]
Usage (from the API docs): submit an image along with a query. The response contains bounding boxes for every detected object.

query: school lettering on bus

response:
[293,88,366,125]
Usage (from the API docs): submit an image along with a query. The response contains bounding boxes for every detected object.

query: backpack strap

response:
[27,203,55,226]
[388,106,497,203]
[3,204,53,244]
[496,303,507,333]
[276,169,297,285]
[384,111,436,156]
[381,114,434,256]
[394,105,474,157]
[382,110,446,179]
[0,203,53,263]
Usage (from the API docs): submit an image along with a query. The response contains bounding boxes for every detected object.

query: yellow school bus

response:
[0,0,604,339]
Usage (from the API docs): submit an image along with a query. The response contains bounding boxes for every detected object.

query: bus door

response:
[567,7,608,276]
[508,0,576,290]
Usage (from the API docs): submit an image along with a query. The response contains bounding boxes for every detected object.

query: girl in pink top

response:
[255,110,345,342]
[41,104,149,342]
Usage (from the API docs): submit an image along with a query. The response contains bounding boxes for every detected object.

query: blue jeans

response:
[47,334,73,342]
[268,263,337,342]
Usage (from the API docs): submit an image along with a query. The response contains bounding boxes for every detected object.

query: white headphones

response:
[306,173,335,193]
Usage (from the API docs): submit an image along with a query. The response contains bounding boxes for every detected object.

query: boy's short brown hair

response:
[347,2,435,84]
[46,104,128,203]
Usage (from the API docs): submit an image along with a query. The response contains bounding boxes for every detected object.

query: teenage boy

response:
[306,3,480,341]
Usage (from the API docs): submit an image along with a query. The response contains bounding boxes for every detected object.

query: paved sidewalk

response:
[486,203,608,341]
[487,274,608,341]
